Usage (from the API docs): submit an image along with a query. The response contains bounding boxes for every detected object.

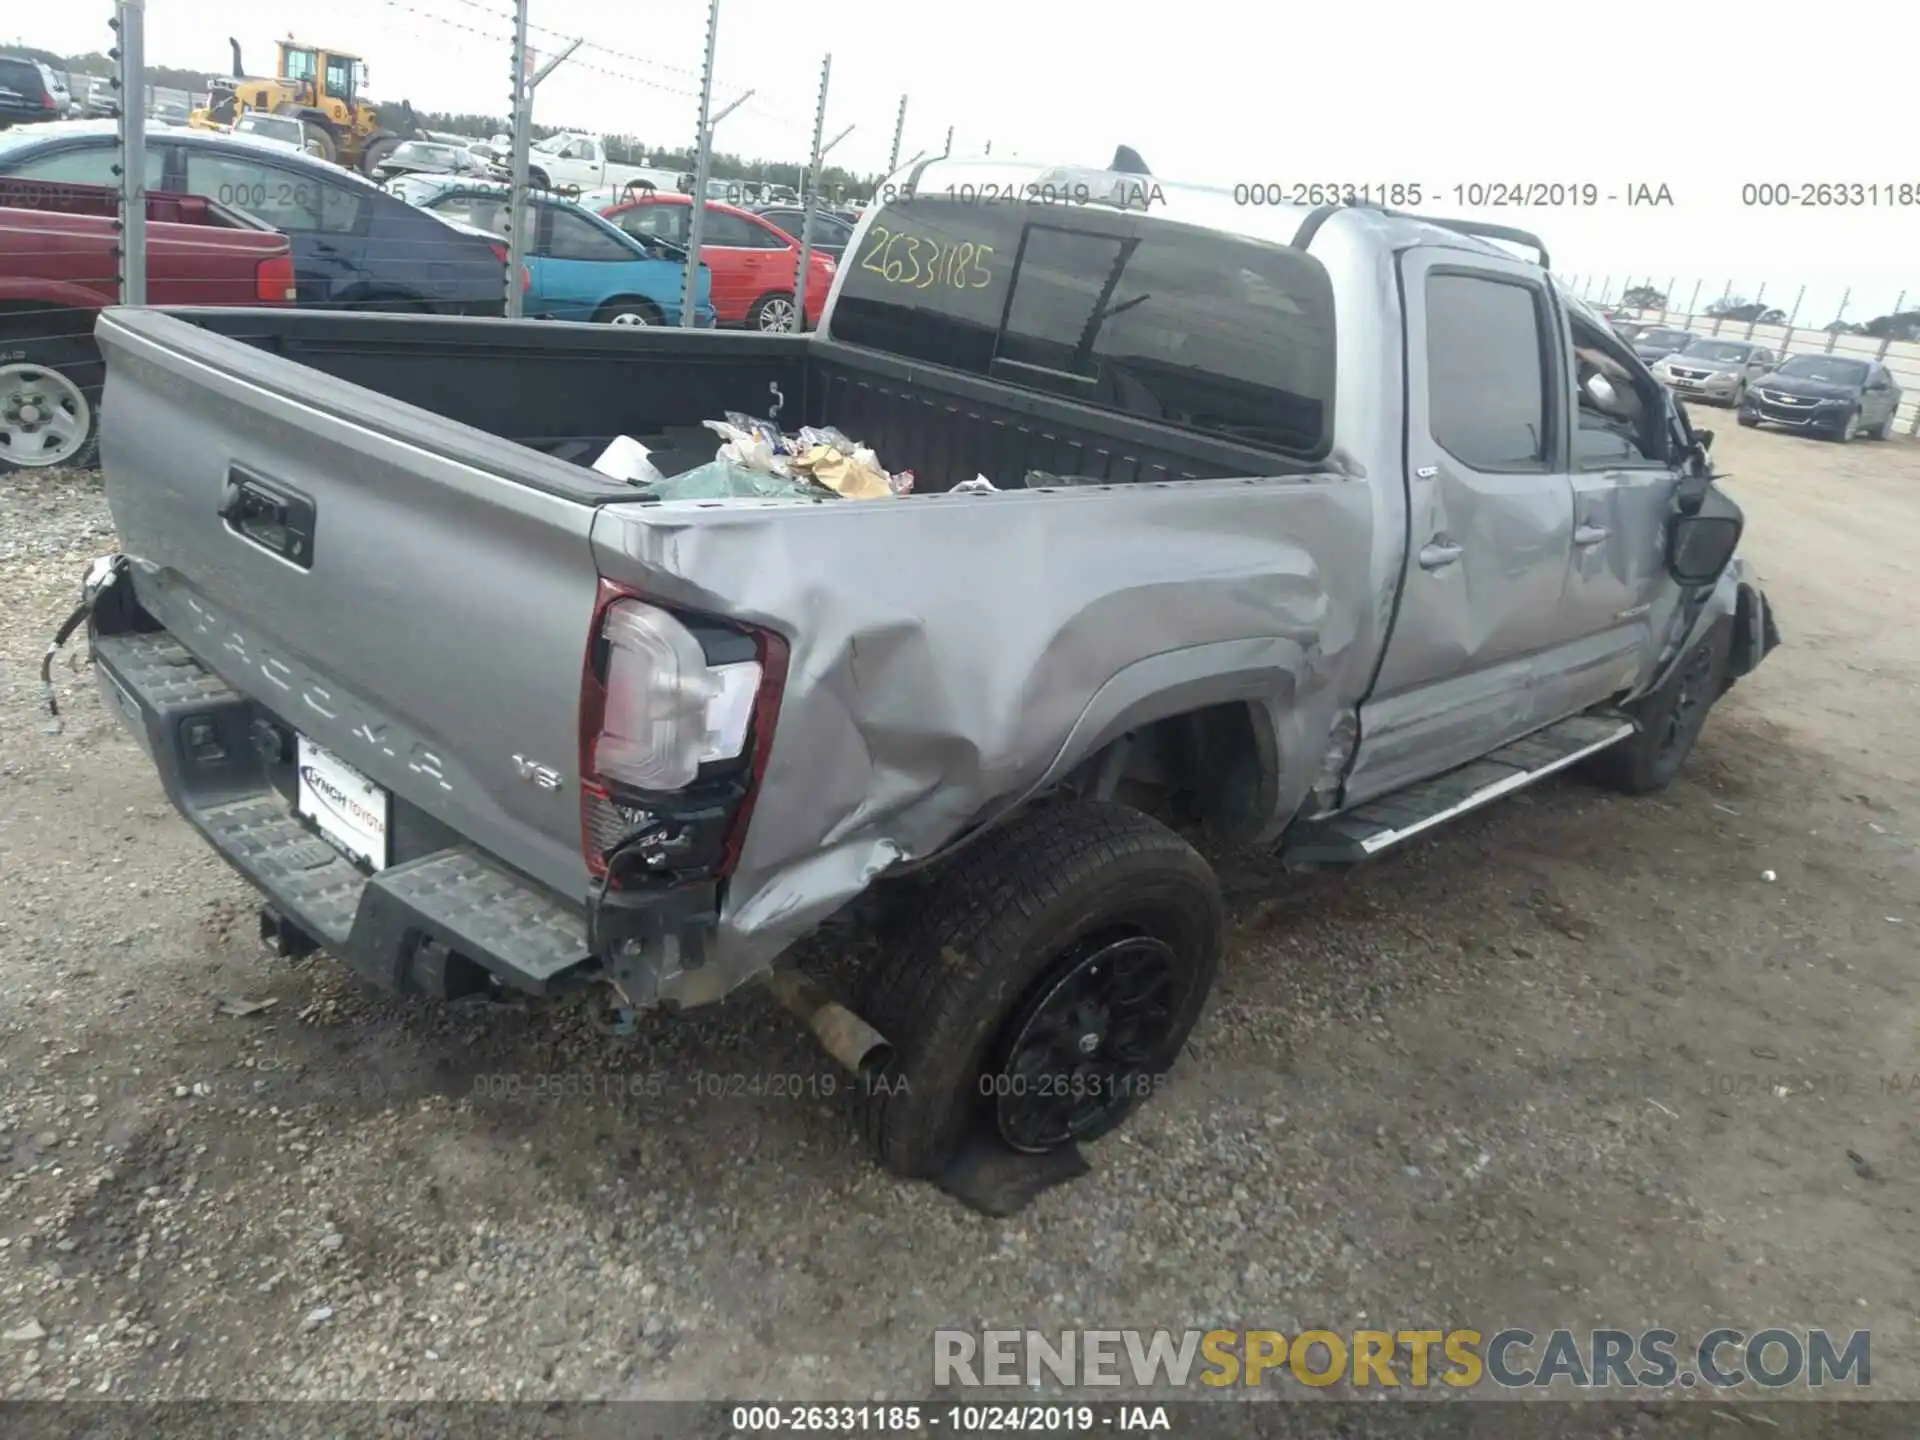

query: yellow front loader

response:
[188,37,422,175]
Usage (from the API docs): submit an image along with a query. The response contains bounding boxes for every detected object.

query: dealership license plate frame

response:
[295,734,391,872]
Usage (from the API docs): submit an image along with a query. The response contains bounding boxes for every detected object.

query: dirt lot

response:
[1,418,1917,1410]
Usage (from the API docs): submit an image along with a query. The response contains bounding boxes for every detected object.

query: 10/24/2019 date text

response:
[1230,182,1675,207]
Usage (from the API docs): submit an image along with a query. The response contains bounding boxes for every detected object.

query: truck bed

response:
[91,305,1380,1010]
[157,307,1285,493]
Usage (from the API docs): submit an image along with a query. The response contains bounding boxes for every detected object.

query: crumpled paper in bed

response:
[791,443,895,499]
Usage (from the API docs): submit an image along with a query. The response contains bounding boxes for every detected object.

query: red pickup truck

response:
[1,178,296,473]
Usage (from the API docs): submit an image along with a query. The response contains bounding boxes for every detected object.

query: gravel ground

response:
[1,422,1917,1412]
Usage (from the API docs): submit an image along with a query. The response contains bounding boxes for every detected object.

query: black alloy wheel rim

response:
[992,933,1179,1153]
[1658,644,1717,758]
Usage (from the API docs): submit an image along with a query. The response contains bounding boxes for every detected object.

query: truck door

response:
[1554,304,1679,703]
[1344,247,1579,804]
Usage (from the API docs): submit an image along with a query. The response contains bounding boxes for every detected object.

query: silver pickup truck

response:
[69,155,1778,1187]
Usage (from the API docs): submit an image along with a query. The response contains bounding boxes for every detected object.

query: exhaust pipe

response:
[765,968,893,1077]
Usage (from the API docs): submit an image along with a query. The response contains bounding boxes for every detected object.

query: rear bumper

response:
[91,627,718,1001]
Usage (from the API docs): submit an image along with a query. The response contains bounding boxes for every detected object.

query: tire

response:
[1867,412,1894,441]
[1582,623,1732,795]
[596,298,663,327]
[527,168,550,193]
[1831,407,1861,443]
[747,291,799,333]
[857,800,1223,1179]
[1736,412,1759,428]
[0,325,102,474]
[359,136,400,176]
[300,121,337,165]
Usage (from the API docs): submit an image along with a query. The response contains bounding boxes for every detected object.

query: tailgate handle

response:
[219,468,315,570]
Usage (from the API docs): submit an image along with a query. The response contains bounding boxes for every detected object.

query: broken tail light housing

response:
[578,580,788,884]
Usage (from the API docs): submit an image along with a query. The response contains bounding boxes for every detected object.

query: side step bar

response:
[1281,713,1634,872]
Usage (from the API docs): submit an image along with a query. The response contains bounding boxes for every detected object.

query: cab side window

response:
[1426,272,1552,472]
[613,202,688,247]
[1566,307,1666,469]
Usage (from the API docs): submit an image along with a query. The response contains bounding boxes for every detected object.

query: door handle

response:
[1575,524,1610,546]
[1418,540,1464,571]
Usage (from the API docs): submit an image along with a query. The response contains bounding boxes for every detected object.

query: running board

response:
[1280,713,1635,872]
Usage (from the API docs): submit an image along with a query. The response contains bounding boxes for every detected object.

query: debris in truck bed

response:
[592,435,666,486]
[633,459,828,501]
[791,443,893,499]
[691,417,913,499]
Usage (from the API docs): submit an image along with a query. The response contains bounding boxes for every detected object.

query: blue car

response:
[0,120,506,314]
[391,176,715,327]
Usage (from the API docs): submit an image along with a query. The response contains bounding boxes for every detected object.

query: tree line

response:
[1618,284,1920,340]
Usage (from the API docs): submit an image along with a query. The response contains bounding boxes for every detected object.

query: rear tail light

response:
[486,245,531,291]
[255,252,297,303]
[578,582,788,881]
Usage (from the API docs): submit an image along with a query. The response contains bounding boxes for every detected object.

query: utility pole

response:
[504,0,532,318]
[792,57,834,333]
[886,94,907,174]
[681,0,724,326]
[110,0,147,304]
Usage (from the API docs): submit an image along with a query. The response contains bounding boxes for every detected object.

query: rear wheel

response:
[596,298,663,327]
[527,167,550,192]
[747,291,798,332]
[857,801,1222,1178]
[1867,411,1894,441]
[0,326,101,474]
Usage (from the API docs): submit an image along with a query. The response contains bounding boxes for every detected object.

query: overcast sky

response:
[20,0,1918,318]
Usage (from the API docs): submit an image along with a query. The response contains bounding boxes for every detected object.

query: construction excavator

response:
[188,36,423,176]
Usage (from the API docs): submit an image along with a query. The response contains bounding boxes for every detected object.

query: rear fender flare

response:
[912,636,1324,869]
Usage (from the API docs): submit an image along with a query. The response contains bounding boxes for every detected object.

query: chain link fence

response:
[69,0,944,333]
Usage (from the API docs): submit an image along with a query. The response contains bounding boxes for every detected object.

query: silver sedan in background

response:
[1652,337,1777,407]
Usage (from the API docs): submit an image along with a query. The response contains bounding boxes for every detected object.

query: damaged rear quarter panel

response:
[589,474,1380,983]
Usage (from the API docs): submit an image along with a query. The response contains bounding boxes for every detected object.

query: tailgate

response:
[93,307,624,902]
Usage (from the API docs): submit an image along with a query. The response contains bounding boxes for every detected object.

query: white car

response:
[230,111,319,156]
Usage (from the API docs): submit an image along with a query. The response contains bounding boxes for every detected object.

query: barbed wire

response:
[426,0,769,107]
[366,0,826,143]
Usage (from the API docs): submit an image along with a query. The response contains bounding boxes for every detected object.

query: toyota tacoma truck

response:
[64,154,1778,1186]
[1,177,295,471]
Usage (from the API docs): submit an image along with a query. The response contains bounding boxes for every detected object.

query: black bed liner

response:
[151,307,1295,498]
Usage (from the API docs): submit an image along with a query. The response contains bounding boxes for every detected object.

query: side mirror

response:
[1668,483,1744,587]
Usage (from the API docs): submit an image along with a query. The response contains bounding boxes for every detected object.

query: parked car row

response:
[385,175,715,327]
[1619,325,1907,443]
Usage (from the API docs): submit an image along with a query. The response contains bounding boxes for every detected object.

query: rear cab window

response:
[827,193,1336,459]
